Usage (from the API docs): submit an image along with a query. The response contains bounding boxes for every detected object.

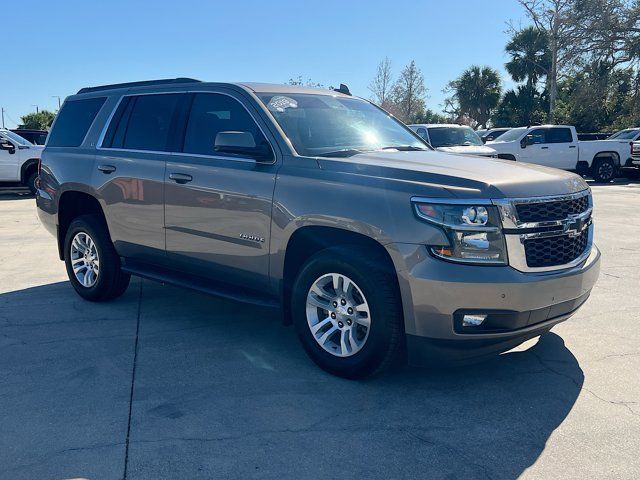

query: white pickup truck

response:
[487,125,634,182]
[0,129,43,193]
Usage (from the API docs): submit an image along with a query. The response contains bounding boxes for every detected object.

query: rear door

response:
[95,92,182,262]
[547,127,578,169]
[164,91,280,290]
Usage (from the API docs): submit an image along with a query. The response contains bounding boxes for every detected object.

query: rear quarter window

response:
[47,97,107,147]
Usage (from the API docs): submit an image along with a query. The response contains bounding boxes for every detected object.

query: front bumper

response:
[390,243,601,364]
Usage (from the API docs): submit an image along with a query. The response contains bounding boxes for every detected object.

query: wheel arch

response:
[20,158,40,183]
[591,151,620,166]
[56,190,109,260]
[280,225,401,325]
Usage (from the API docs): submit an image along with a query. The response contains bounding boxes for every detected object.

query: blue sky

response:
[2,0,525,129]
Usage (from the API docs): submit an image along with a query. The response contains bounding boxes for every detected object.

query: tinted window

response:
[120,94,181,151]
[528,129,547,144]
[47,97,106,147]
[182,93,267,156]
[416,127,428,140]
[548,128,573,143]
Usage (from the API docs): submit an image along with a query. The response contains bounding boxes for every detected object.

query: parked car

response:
[480,127,512,143]
[629,141,640,178]
[37,79,600,378]
[409,124,498,157]
[577,132,613,141]
[487,125,632,182]
[11,128,48,145]
[0,128,43,193]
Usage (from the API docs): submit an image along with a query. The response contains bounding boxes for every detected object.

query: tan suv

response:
[36,78,600,378]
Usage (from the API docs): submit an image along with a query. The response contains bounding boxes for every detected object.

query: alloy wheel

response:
[306,273,371,357]
[70,232,100,288]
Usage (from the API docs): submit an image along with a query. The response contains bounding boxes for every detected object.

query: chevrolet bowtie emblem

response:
[564,216,589,237]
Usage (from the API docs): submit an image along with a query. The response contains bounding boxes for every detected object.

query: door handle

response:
[569,145,577,148]
[97,164,116,174]
[541,146,549,149]
[169,173,193,184]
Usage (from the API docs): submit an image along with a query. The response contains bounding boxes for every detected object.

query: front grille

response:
[516,194,589,223]
[524,229,589,268]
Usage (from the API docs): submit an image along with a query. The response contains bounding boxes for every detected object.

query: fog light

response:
[462,314,487,327]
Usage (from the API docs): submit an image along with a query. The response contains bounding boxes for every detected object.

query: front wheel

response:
[592,158,617,183]
[64,215,131,301]
[26,171,38,195]
[291,247,403,379]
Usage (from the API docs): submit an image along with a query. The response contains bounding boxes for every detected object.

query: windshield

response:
[427,126,483,147]
[257,93,428,156]
[489,127,527,143]
[608,129,640,140]
[1,130,33,146]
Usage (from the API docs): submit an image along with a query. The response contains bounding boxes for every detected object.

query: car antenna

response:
[334,84,352,96]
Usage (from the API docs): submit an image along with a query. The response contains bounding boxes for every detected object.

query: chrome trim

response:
[491,190,594,273]
[411,196,494,205]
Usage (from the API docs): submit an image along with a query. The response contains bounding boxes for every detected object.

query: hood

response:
[319,150,588,199]
[436,145,497,156]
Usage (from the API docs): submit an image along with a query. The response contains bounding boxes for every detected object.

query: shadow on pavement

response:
[0,280,584,479]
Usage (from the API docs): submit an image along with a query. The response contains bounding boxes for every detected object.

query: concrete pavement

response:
[0,183,639,479]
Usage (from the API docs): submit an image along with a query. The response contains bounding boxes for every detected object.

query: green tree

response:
[505,26,551,90]
[493,85,547,127]
[390,60,427,123]
[447,66,502,128]
[20,110,56,130]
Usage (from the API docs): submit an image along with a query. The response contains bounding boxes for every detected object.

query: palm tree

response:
[449,66,502,128]
[505,26,551,90]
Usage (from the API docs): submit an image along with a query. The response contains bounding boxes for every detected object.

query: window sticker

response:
[267,95,298,112]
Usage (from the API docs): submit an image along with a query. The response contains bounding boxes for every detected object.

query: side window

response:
[416,128,428,141]
[548,128,573,143]
[182,93,268,156]
[47,97,106,147]
[528,129,547,144]
[102,94,181,151]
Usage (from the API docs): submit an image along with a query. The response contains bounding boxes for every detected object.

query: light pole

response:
[52,96,61,110]
[1,108,4,128]
[31,105,39,114]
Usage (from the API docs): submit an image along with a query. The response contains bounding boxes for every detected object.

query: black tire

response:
[26,171,38,195]
[63,214,131,302]
[292,246,403,379]
[592,157,617,183]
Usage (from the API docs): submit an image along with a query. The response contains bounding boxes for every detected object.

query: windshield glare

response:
[427,126,483,147]
[608,129,640,140]
[489,127,527,143]
[1,130,33,146]
[258,93,427,156]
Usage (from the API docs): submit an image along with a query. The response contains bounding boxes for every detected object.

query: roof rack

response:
[77,78,201,94]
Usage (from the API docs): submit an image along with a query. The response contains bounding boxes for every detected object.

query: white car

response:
[409,124,498,157]
[0,129,43,193]
[487,125,634,183]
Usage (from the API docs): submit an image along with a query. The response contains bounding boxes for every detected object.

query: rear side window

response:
[102,94,181,151]
[182,93,267,156]
[47,97,106,147]
[548,128,573,143]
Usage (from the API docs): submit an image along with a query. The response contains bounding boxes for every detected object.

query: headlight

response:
[413,201,507,264]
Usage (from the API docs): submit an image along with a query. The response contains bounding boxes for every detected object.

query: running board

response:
[121,260,279,308]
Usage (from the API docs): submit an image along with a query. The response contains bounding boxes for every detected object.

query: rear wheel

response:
[292,246,403,379]
[64,215,130,301]
[592,158,617,183]
[26,171,38,195]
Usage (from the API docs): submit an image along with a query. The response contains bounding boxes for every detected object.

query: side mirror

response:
[214,131,272,160]
[520,135,533,149]
[0,139,16,154]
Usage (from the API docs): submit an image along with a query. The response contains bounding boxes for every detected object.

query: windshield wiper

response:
[315,149,367,157]
[379,145,429,151]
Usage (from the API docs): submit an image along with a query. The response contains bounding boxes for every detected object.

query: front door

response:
[164,91,279,289]
[0,134,19,181]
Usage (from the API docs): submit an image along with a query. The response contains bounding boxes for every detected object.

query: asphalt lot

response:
[1,181,639,480]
